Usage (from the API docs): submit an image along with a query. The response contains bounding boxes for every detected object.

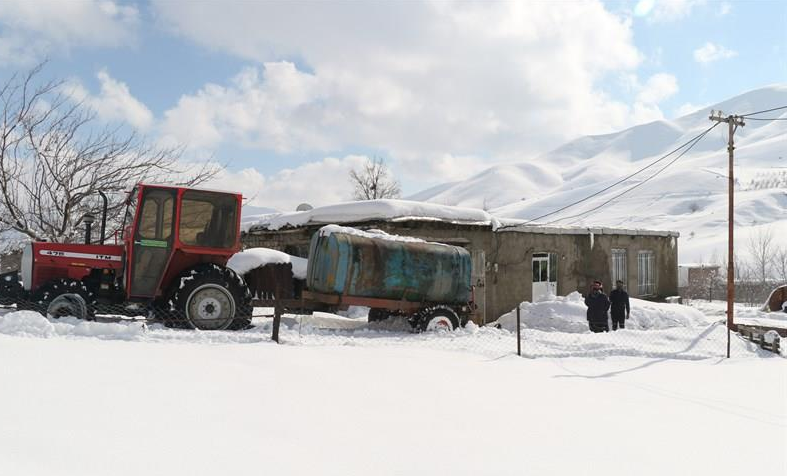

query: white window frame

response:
[638,250,656,296]
[611,248,627,286]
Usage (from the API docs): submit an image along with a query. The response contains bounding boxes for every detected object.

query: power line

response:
[740,105,787,117]
[547,122,720,226]
[500,124,721,228]
[743,117,787,121]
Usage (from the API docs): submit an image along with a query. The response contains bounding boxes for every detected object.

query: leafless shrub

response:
[349,156,401,201]
[0,63,218,243]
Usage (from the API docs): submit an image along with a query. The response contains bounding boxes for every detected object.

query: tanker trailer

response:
[302,225,473,331]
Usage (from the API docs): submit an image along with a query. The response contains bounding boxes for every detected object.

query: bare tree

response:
[773,245,787,284]
[0,63,218,243]
[349,156,401,200]
[747,227,775,286]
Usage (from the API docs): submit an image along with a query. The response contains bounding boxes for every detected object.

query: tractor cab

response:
[123,184,242,301]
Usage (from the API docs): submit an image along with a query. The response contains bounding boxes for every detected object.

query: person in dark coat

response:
[609,280,630,331]
[584,280,610,333]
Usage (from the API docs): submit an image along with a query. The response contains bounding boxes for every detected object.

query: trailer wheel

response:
[418,306,459,332]
[171,264,252,331]
[368,308,390,322]
[47,294,88,320]
[31,278,96,318]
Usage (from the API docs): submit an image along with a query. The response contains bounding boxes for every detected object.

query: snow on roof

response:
[243,198,679,237]
[244,199,499,232]
[497,223,680,237]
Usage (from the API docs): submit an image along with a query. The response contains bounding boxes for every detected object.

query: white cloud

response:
[636,73,679,104]
[153,1,649,182]
[674,102,709,117]
[635,0,705,22]
[634,0,656,17]
[613,73,680,124]
[0,0,138,64]
[719,2,732,15]
[693,42,738,64]
[204,155,370,211]
[67,70,153,131]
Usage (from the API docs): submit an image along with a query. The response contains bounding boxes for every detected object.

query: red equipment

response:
[13,184,252,330]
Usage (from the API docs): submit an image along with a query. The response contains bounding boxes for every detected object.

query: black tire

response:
[368,308,390,323]
[30,278,96,318]
[417,306,460,332]
[170,264,252,331]
[47,294,88,319]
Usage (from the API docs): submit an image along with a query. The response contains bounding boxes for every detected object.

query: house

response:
[678,263,722,300]
[242,199,679,324]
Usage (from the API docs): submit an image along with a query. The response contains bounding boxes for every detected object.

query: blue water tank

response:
[306,227,471,304]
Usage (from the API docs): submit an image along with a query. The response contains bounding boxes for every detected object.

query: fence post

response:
[272,282,282,343]
[516,303,521,356]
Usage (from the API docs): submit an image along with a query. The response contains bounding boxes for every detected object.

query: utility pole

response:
[709,111,745,358]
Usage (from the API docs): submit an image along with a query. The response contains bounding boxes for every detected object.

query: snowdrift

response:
[492,292,712,333]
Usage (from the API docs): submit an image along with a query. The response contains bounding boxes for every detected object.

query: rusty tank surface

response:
[306,226,471,305]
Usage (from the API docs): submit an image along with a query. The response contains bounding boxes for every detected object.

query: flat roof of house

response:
[244,199,679,238]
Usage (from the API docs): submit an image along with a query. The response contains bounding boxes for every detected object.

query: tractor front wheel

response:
[30,278,96,319]
[47,294,88,320]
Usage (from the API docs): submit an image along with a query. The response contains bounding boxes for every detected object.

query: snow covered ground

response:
[0,329,783,476]
[0,298,784,475]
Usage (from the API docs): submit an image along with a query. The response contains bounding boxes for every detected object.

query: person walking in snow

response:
[609,280,630,331]
[585,280,610,333]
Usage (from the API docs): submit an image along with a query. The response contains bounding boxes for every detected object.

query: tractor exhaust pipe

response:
[98,190,108,245]
[83,212,95,244]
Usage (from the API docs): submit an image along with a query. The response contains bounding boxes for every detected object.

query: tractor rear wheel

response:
[30,278,96,319]
[171,264,252,331]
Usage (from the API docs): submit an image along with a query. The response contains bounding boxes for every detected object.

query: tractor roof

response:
[137,183,242,198]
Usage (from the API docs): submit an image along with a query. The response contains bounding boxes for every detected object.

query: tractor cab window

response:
[179,191,238,248]
[136,189,175,241]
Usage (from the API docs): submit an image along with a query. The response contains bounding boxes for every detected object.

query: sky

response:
[0,0,784,211]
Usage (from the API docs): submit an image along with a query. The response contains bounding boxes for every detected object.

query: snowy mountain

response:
[411,85,787,262]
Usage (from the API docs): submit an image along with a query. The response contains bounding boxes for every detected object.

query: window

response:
[179,191,238,248]
[136,190,174,241]
[611,249,627,285]
[532,252,557,283]
[638,250,656,295]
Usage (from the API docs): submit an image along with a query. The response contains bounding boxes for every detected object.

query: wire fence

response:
[0,295,782,359]
[261,305,783,360]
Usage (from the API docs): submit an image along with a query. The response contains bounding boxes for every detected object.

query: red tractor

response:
[0,183,252,330]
